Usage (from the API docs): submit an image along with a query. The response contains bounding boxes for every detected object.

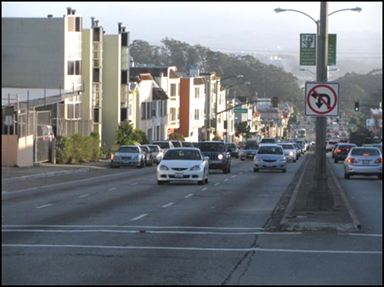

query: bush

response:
[212,135,223,141]
[169,132,185,141]
[56,135,72,164]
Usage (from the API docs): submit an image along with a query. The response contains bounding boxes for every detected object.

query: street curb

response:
[280,153,312,227]
[326,159,362,231]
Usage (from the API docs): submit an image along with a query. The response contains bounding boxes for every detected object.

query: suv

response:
[198,141,231,174]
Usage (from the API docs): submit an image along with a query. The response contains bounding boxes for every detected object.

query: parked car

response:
[152,141,174,155]
[333,143,357,163]
[157,148,209,185]
[140,145,154,166]
[278,143,297,162]
[198,141,231,174]
[292,143,302,158]
[111,145,145,168]
[295,139,308,152]
[143,144,164,165]
[253,144,287,173]
[344,147,382,180]
[239,141,259,160]
[225,143,239,158]
[181,141,194,148]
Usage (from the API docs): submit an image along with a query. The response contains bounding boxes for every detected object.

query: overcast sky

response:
[2,2,382,58]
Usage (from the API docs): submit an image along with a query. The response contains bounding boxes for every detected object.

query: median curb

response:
[279,152,362,233]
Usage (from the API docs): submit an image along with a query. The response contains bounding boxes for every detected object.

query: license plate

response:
[175,173,184,178]
[362,160,370,164]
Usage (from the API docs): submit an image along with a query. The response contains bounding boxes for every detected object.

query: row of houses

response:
[1,8,242,165]
[2,8,292,167]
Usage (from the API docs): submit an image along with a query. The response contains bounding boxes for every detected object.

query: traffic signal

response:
[354,102,360,112]
[272,97,278,108]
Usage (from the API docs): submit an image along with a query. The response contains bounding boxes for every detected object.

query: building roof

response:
[152,87,168,100]
[193,77,206,85]
[139,73,154,81]
[169,69,181,79]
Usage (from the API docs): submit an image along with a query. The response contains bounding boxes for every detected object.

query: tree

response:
[168,132,185,141]
[235,122,251,140]
[116,121,149,146]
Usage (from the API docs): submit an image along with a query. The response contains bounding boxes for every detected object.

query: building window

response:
[121,108,128,122]
[93,108,100,123]
[121,32,129,47]
[151,102,157,117]
[93,27,101,42]
[93,68,100,83]
[194,109,200,120]
[195,87,200,98]
[141,103,146,120]
[170,108,177,122]
[147,103,151,120]
[66,102,81,119]
[75,17,82,32]
[68,60,81,75]
[170,84,177,98]
[121,70,128,85]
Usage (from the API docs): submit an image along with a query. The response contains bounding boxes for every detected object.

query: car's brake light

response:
[374,158,383,163]
[336,149,342,153]
[347,158,357,163]
[363,153,369,156]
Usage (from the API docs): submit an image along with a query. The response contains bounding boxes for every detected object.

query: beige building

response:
[101,23,130,148]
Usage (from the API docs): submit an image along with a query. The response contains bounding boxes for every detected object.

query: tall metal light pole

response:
[274,3,362,181]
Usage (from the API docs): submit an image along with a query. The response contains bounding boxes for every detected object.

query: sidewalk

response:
[2,160,111,183]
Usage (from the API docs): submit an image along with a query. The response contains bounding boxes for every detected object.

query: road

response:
[2,154,382,285]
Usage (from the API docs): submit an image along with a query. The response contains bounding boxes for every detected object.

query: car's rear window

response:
[148,145,160,152]
[261,138,276,143]
[154,142,170,149]
[118,147,139,153]
[351,148,380,156]
[163,150,201,160]
[198,143,225,152]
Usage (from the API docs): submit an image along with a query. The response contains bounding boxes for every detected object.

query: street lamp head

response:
[237,75,244,78]
[274,7,285,13]
[352,7,362,13]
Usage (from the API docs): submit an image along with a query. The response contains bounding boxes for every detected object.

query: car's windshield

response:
[154,142,170,149]
[148,146,159,152]
[198,143,226,152]
[163,150,202,160]
[171,141,182,147]
[244,143,258,150]
[182,142,194,147]
[141,146,149,152]
[258,146,283,155]
[261,138,276,143]
[118,147,139,153]
[280,144,294,150]
[226,144,237,149]
[351,148,380,156]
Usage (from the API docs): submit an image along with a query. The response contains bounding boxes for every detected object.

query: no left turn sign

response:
[305,82,339,116]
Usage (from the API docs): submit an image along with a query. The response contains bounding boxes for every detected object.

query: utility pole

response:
[315,2,328,180]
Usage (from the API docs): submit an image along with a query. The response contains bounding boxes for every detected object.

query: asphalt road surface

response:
[2,155,382,285]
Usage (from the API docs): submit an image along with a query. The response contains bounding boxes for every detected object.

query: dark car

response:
[198,141,231,174]
[140,145,154,166]
[239,142,259,160]
[334,143,357,163]
[225,143,239,158]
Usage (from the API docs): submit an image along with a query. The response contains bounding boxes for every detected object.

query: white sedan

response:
[157,148,209,185]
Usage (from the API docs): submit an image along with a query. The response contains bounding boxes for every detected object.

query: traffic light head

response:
[354,102,360,111]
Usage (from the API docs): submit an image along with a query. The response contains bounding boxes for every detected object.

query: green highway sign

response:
[300,33,316,66]
[234,108,248,113]
[328,34,337,66]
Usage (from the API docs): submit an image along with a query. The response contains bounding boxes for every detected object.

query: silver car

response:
[278,143,297,162]
[253,144,287,173]
[144,144,164,165]
[111,145,145,168]
[344,147,382,180]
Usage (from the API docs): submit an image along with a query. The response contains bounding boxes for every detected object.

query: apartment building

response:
[102,23,130,148]
[82,17,103,141]
[131,66,181,139]
[179,76,206,141]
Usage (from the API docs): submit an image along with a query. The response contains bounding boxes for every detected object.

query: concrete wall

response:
[2,135,33,167]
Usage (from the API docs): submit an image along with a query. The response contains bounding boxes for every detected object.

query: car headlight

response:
[159,165,169,171]
[289,151,294,156]
[218,154,224,160]
[190,165,201,171]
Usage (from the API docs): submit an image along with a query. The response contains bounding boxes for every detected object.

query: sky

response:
[2,2,382,60]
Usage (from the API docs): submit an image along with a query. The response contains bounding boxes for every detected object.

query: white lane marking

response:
[185,194,193,198]
[1,229,301,236]
[2,170,144,195]
[2,244,381,255]
[2,225,265,231]
[162,202,174,208]
[343,233,382,237]
[130,214,148,221]
[79,194,90,198]
[224,178,229,182]
[36,204,52,209]
[214,183,220,186]
[202,187,208,191]
[130,183,138,186]
[107,187,117,191]
[231,175,236,178]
